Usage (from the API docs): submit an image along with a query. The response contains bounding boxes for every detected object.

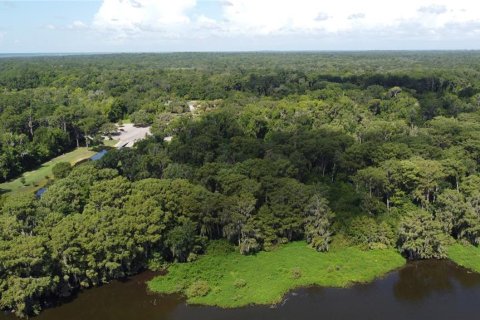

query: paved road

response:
[114,124,151,148]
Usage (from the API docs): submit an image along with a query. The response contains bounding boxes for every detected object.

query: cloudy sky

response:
[1,0,480,52]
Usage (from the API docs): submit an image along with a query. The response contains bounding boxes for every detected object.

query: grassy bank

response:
[0,147,96,195]
[148,241,405,308]
[447,243,480,273]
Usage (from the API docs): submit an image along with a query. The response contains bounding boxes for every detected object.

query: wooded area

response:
[2,52,480,316]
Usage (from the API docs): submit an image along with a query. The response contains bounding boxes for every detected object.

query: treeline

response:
[1,52,480,181]
[2,52,480,316]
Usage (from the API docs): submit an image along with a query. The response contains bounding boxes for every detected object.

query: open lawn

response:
[148,241,405,308]
[447,243,480,273]
[103,139,118,147]
[0,147,96,195]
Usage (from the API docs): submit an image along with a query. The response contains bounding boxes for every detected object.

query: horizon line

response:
[2,49,480,57]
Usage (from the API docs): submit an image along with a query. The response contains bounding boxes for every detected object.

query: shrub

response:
[239,238,260,255]
[346,216,395,249]
[291,267,302,279]
[234,279,247,288]
[147,252,166,271]
[187,253,199,262]
[186,280,210,297]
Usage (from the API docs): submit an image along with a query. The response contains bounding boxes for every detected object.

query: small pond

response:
[90,149,108,161]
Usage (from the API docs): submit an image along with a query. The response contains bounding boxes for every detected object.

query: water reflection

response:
[2,261,480,320]
[394,260,480,302]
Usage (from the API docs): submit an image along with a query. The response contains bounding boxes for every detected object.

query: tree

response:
[304,194,335,252]
[85,176,131,211]
[263,178,312,242]
[165,221,199,262]
[383,157,446,207]
[1,193,39,232]
[52,162,72,179]
[398,210,447,260]
[388,86,402,98]
[130,110,153,127]
[33,127,69,159]
[222,193,257,252]
[99,123,118,139]
[354,167,388,198]
[0,234,55,317]
[78,117,102,147]
[440,147,475,192]
[346,216,394,249]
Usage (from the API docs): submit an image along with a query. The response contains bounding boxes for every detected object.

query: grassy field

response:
[148,241,405,308]
[447,243,480,273]
[103,138,118,147]
[0,147,96,195]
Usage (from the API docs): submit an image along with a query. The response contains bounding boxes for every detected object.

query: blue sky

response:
[1,0,480,52]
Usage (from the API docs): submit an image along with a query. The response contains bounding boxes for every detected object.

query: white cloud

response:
[220,0,480,35]
[418,5,447,15]
[69,20,88,29]
[91,0,480,43]
[93,0,196,34]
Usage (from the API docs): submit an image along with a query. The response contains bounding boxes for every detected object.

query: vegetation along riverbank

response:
[447,244,480,273]
[148,241,405,307]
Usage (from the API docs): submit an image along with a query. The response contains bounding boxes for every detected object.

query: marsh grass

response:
[448,243,480,273]
[148,241,405,308]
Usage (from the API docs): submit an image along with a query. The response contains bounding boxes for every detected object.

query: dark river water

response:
[2,260,480,320]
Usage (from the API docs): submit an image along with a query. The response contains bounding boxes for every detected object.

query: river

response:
[2,260,480,320]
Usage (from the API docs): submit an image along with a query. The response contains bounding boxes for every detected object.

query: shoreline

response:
[148,241,406,308]
[149,241,480,309]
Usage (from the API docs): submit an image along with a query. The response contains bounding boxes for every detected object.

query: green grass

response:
[103,139,118,147]
[148,241,405,308]
[0,147,96,195]
[447,243,480,273]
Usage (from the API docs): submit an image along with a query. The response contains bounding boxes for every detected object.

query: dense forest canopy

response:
[2,52,480,316]
[1,52,479,180]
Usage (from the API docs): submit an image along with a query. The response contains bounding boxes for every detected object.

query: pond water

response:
[2,260,480,320]
[90,149,108,161]
[35,188,46,198]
